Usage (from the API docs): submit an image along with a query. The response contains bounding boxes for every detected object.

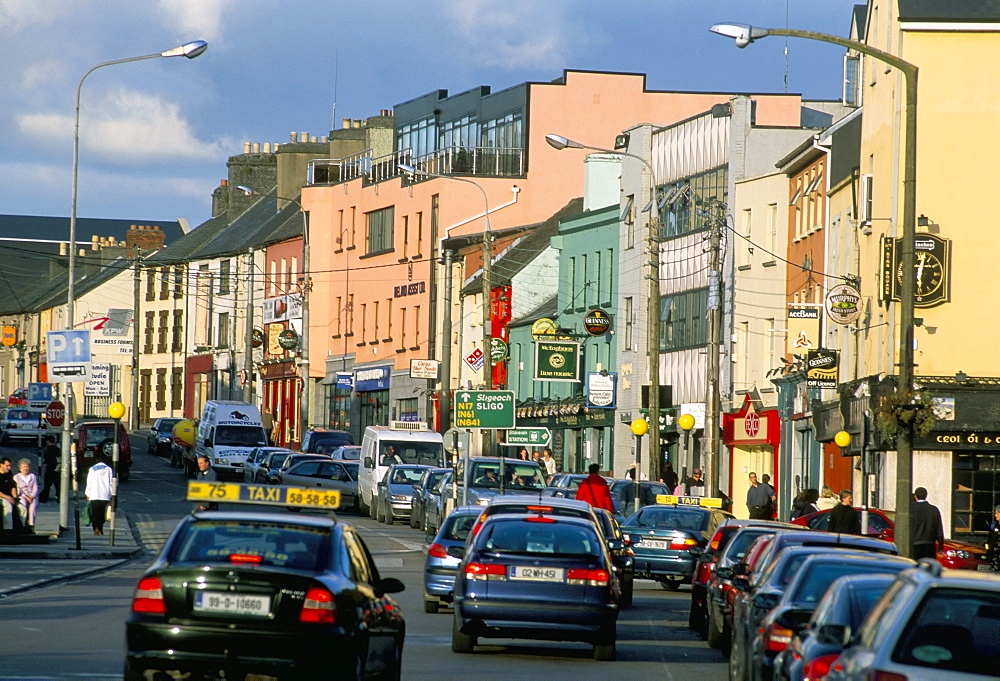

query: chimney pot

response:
[342,118,350,129]
[252,142,260,153]
[243,142,251,153]
[263,142,271,153]
[221,179,228,187]
[290,132,298,142]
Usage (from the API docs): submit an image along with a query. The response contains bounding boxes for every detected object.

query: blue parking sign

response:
[47,330,92,382]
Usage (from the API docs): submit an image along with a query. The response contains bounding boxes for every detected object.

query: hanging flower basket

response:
[874,390,937,445]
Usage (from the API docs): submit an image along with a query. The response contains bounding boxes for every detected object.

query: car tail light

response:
[526,516,555,523]
[428,543,448,558]
[299,587,337,623]
[763,622,794,652]
[229,554,262,565]
[802,653,839,680]
[567,568,610,585]
[131,577,165,614]
[709,529,724,551]
[695,560,715,584]
[669,538,698,550]
[465,563,506,581]
[526,506,552,512]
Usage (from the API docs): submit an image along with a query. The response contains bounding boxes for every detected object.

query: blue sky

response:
[1,0,861,230]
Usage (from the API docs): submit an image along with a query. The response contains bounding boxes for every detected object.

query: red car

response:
[790,507,989,569]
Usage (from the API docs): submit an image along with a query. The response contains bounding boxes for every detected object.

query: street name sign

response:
[454,390,516,429]
[503,427,551,446]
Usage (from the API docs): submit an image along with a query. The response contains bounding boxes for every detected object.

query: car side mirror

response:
[689,546,705,557]
[377,481,386,488]
[715,566,733,580]
[731,576,751,592]
[880,527,895,540]
[814,623,850,647]
[733,562,748,576]
[364,456,374,468]
[447,545,466,560]
[607,539,626,551]
[376,577,405,596]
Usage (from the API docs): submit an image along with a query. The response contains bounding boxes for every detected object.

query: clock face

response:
[897,251,944,300]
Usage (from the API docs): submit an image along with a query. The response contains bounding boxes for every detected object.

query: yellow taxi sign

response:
[187,481,341,510]
[655,495,723,508]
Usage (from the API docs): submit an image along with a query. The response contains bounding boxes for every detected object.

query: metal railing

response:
[308,145,524,186]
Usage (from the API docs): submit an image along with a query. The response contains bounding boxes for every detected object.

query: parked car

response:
[790,506,989,569]
[74,419,131,482]
[328,445,361,461]
[277,458,359,511]
[256,449,294,484]
[271,453,330,486]
[6,387,28,406]
[772,573,898,681]
[423,505,481,613]
[594,507,635,608]
[422,470,453,534]
[243,447,293,483]
[301,428,353,454]
[828,561,1000,680]
[410,467,450,530]
[0,407,47,444]
[451,513,620,660]
[147,417,183,457]
[620,501,734,590]
[374,464,432,525]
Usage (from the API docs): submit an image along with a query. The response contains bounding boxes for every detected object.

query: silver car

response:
[374,464,431,525]
[243,446,293,483]
[277,458,358,510]
[423,506,481,613]
[0,407,47,444]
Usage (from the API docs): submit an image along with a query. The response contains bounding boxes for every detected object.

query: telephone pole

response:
[705,201,725,497]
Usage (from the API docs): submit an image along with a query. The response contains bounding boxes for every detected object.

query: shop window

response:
[953,453,1000,536]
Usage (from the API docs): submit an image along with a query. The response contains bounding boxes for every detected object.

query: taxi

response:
[620,495,734,590]
[124,480,406,681]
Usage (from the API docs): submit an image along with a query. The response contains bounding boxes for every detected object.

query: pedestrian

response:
[790,488,820,519]
[84,454,113,536]
[746,472,773,519]
[194,454,219,512]
[816,485,839,511]
[531,451,541,464]
[659,461,679,491]
[575,463,615,513]
[911,486,945,561]
[760,473,777,516]
[986,505,1000,572]
[0,457,18,532]
[683,468,707,497]
[542,449,557,477]
[262,407,275,445]
[827,489,861,535]
[517,448,529,461]
[14,458,39,532]
[39,434,60,503]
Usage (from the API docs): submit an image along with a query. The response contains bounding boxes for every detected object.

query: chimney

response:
[243,142,251,153]
[290,132,299,142]
[342,118,351,129]
[126,224,166,256]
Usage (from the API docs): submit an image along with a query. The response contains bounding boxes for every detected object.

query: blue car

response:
[451,512,620,660]
[423,506,481,613]
[621,503,734,590]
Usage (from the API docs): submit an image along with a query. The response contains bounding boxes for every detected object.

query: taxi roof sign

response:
[654,495,723,508]
[187,481,341,510]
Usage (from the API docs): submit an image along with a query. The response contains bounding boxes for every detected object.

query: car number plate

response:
[978,563,993,572]
[639,539,669,550]
[509,566,564,582]
[194,591,271,616]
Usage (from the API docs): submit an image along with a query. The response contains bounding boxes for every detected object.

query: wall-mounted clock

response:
[882,233,950,308]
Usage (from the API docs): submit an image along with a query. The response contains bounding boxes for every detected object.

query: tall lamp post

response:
[236,187,310,438]
[397,164,494,453]
[710,22,918,555]
[108,401,126,546]
[545,134,663,480]
[61,39,208,531]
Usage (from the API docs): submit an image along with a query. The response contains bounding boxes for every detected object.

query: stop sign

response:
[45,401,65,428]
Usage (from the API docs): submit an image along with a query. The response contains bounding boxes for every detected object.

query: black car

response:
[147,417,184,457]
[301,428,353,454]
[410,467,450,530]
[594,508,635,608]
[609,480,672,514]
[125,510,405,680]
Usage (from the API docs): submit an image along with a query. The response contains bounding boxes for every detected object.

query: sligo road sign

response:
[454,390,515,429]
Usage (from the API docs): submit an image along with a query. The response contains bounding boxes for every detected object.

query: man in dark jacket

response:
[39,435,61,503]
[193,455,219,511]
[828,490,861,534]
[911,487,945,560]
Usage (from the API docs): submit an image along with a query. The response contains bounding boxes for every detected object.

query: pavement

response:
[0,495,143,598]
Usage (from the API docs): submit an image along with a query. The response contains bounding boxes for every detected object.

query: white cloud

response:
[0,0,56,32]
[20,59,65,90]
[156,0,233,44]
[16,88,229,163]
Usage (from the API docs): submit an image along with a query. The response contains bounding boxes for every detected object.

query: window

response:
[579,254,588,309]
[767,203,778,257]
[217,312,230,348]
[159,267,170,300]
[269,260,278,297]
[349,206,357,248]
[385,299,392,341]
[860,173,874,225]
[171,367,184,410]
[661,288,709,351]
[663,167,728,238]
[622,196,635,249]
[143,311,154,353]
[400,308,407,349]
[155,368,167,411]
[740,208,753,268]
[337,209,345,250]
[173,265,184,299]
[157,310,169,353]
[402,215,409,258]
[347,295,355,335]
[219,260,231,294]
[172,310,183,352]
[415,212,424,256]
[367,206,394,255]
[843,55,861,109]
[397,397,418,422]
[624,297,633,350]
[373,300,380,341]
[145,269,156,302]
[413,306,421,349]
[334,297,342,336]
[360,304,367,344]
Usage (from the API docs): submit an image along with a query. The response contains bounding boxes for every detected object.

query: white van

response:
[195,401,268,480]
[358,422,445,517]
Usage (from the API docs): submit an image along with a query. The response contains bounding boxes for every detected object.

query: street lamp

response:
[678,412,696,484]
[237,186,310,440]
[397,163,493,452]
[61,39,208,531]
[545,134,663,481]
[710,22,918,556]
[630,417,649,514]
[108,401,126,546]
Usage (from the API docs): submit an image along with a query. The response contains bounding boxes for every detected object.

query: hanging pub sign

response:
[806,349,839,388]
[586,372,617,408]
[277,328,299,350]
[251,328,265,348]
[786,307,820,355]
[881,233,951,308]
[825,284,862,325]
[534,341,580,382]
[1,326,15,346]
[583,308,612,336]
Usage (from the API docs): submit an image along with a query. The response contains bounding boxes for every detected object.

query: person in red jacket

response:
[575,463,615,513]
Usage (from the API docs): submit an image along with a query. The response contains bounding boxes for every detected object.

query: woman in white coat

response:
[85,455,113,535]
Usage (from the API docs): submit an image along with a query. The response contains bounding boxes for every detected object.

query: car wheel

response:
[359,494,370,517]
[729,630,745,681]
[409,508,419,529]
[384,504,394,525]
[689,602,707,638]
[593,628,616,661]
[707,610,724,649]
[424,598,439,614]
[98,438,115,458]
[375,498,384,523]
[335,641,367,681]
[383,637,403,681]
[660,579,681,591]
[620,577,634,608]
[122,661,144,681]
[451,612,476,653]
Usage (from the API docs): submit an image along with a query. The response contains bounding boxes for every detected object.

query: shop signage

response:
[454,390,516,429]
[409,359,439,379]
[490,338,508,364]
[881,233,951,308]
[534,341,580,382]
[251,328,265,348]
[464,347,485,372]
[516,408,615,430]
[825,284,862,325]
[335,372,354,389]
[393,281,426,298]
[806,349,839,388]
[277,328,299,350]
[531,317,558,340]
[680,403,706,430]
[85,363,111,397]
[586,372,617,408]
[263,294,302,324]
[583,308,612,336]
[1,326,15,346]
[355,366,390,392]
[786,307,820,355]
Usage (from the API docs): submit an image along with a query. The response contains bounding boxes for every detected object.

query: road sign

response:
[27,382,53,410]
[443,428,470,456]
[464,347,485,372]
[47,329,92,382]
[454,390,516,429]
[45,401,65,428]
[503,427,551,446]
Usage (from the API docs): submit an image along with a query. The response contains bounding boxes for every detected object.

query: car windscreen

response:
[893,588,1000,674]
[469,462,546,490]
[215,425,267,447]
[628,507,710,532]
[166,520,331,571]
[441,513,478,542]
[479,519,601,556]
[389,467,426,484]
[379,440,444,467]
[789,560,910,605]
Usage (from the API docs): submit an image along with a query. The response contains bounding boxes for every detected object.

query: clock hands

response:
[916,252,927,294]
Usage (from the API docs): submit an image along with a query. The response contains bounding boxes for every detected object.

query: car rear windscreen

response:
[167,520,330,571]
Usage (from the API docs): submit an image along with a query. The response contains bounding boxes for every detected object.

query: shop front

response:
[722,394,781,519]
[514,401,615,475]
[354,365,391,442]
[260,359,301,448]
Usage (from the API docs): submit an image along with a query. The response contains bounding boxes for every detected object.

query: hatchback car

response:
[278,458,359,511]
[0,407,46,444]
[271,453,330,485]
[243,446,293,483]
[374,464,431,525]
[124,510,405,680]
[621,502,734,590]
[828,561,1000,680]
[74,420,132,482]
[147,417,184,457]
[300,428,353,454]
[423,505,481,613]
[410,467,450,530]
[451,513,619,660]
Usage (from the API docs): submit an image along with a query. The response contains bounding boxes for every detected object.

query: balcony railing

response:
[308,145,524,186]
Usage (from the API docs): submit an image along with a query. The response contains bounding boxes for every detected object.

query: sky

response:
[1,0,863,231]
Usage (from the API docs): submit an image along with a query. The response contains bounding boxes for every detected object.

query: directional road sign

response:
[454,390,516,429]
[47,329,92,382]
[503,427,551,447]
[27,382,53,410]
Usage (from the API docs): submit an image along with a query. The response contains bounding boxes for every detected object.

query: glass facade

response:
[662,166,728,238]
[660,288,709,351]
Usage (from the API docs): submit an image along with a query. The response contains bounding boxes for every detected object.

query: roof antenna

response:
[331,47,339,130]
[783,0,790,93]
